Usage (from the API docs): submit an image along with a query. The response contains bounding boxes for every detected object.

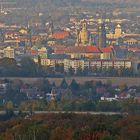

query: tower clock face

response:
[83,23,86,28]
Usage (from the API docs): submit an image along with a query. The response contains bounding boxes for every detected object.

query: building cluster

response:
[0,11,140,73]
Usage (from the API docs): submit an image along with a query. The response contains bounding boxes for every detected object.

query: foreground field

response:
[1,77,140,86]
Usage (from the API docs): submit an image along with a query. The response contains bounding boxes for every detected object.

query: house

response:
[65,46,102,59]
[135,94,140,103]
[54,46,114,60]
[96,87,107,95]
[100,95,118,101]
[20,86,44,100]
[46,88,59,101]
[123,36,140,46]
[118,92,131,100]
[46,87,73,101]
[40,54,70,67]
[4,30,20,40]
[0,83,8,94]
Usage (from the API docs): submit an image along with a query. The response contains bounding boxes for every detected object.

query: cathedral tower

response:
[78,20,89,46]
[97,21,106,48]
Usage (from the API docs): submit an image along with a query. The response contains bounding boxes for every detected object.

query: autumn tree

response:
[50,127,64,140]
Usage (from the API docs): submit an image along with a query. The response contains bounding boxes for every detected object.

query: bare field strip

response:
[0,77,140,86]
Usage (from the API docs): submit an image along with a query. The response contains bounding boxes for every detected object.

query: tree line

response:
[1,78,140,115]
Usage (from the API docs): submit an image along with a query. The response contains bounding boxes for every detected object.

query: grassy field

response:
[1,77,140,86]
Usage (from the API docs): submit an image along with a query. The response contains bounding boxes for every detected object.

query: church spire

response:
[49,20,54,36]
[82,20,87,31]
[75,23,80,46]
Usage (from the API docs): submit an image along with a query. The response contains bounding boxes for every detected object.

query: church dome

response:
[116,24,121,28]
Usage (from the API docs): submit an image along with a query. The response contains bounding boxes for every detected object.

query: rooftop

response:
[51,31,70,40]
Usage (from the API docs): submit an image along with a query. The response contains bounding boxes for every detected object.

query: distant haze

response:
[82,0,140,3]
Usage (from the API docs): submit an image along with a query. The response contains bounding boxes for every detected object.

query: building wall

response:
[106,25,122,39]
[64,59,132,72]
[68,53,102,59]
[101,53,111,59]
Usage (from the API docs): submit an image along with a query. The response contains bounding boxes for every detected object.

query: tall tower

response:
[79,20,89,46]
[49,20,54,36]
[97,21,106,48]
[115,24,122,38]
[75,23,80,46]
[82,21,87,31]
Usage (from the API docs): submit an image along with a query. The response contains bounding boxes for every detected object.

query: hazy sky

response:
[82,0,140,3]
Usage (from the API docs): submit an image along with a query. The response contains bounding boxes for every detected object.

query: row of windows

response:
[65,64,131,69]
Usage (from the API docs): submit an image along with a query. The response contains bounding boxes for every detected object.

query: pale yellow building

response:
[3,47,15,58]
[33,57,50,66]
[77,20,89,46]
[41,58,51,66]
[107,24,122,39]
[38,47,47,57]
[19,28,28,34]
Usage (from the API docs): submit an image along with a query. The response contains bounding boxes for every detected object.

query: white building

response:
[64,59,132,73]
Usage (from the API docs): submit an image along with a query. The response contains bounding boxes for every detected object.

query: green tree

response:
[34,78,51,92]
[96,101,121,112]
[68,67,75,76]
[5,101,14,111]
[20,57,39,76]
[70,79,79,91]
[47,100,57,111]
[60,79,68,89]
[101,135,113,140]
[83,66,89,75]
[50,127,64,140]
[76,67,83,76]
[0,58,19,76]
[55,64,64,73]
[20,100,46,111]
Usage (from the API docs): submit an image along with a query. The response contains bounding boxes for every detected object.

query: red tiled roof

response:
[31,50,38,55]
[53,45,65,48]
[100,47,113,53]
[54,45,66,54]
[52,31,70,39]
[54,46,113,54]
[119,92,127,98]
[65,46,101,53]
[86,46,101,53]
[55,50,65,54]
